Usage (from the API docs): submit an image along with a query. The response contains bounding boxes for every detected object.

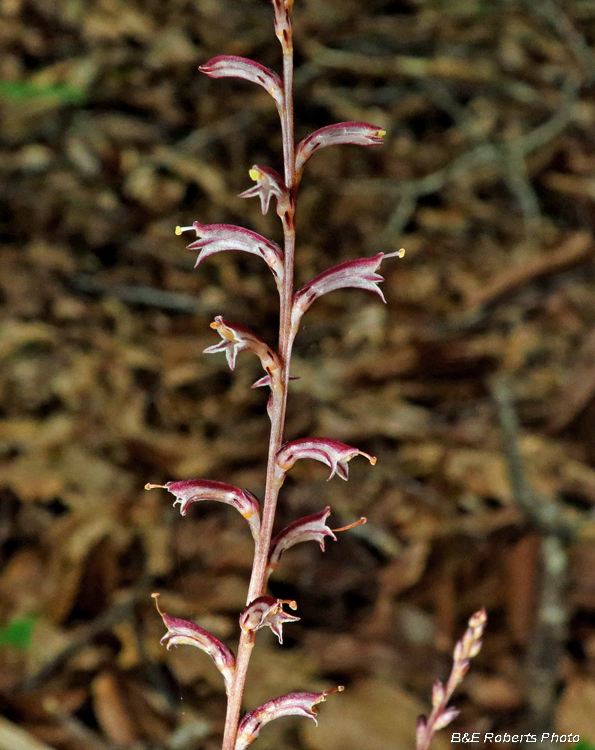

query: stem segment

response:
[220,8,296,750]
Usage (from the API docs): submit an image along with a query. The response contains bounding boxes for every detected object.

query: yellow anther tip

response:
[175,226,182,235]
[378,130,386,137]
[249,168,260,181]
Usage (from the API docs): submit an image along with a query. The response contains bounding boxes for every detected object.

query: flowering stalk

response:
[147,2,405,749]
[416,609,487,750]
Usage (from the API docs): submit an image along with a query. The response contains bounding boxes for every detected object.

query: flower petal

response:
[204,317,281,381]
[200,55,284,111]
[145,479,260,540]
[239,165,289,216]
[276,438,376,481]
[152,593,236,696]
[235,687,343,750]
[295,122,385,177]
[290,251,404,339]
[266,507,336,581]
[239,596,300,644]
[176,222,284,289]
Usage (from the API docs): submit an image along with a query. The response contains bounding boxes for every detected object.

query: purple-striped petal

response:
[266,509,367,583]
[239,165,289,216]
[204,317,281,381]
[276,438,376,481]
[291,250,404,336]
[146,479,260,540]
[152,593,236,696]
[239,596,300,644]
[271,0,293,45]
[199,55,284,111]
[267,507,336,578]
[176,222,284,289]
[295,122,385,177]
[235,687,344,750]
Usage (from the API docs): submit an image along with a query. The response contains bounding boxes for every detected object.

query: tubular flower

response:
[290,250,404,342]
[176,222,284,290]
[145,479,260,540]
[266,507,336,580]
[239,596,300,644]
[295,122,385,178]
[204,317,281,382]
[276,437,376,481]
[235,687,343,750]
[152,593,236,696]
[266,508,366,583]
[239,165,289,216]
[199,55,284,112]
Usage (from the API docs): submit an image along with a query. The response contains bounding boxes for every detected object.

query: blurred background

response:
[2,0,595,748]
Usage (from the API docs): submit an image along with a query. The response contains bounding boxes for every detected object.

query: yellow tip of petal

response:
[398,247,406,258]
[175,226,182,235]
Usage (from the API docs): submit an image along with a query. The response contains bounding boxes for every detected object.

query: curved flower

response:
[199,55,284,112]
[267,507,336,579]
[145,479,260,540]
[295,122,385,178]
[239,165,289,216]
[204,317,281,381]
[239,596,300,644]
[266,508,367,583]
[290,250,404,342]
[152,593,236,696]
[176,222,284,289]
[276,437,376,481]
[235,687,344,750]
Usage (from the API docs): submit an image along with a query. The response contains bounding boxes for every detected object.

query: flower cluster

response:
[145,1,483,749]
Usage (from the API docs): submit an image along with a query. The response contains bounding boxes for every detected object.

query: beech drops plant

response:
[146,2,486,749]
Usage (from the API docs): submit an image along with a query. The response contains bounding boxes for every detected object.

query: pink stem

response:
[220,12,296,750]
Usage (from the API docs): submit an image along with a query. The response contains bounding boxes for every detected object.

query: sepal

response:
[295,122,385,177]
[152,593,236,696]
[276,438,376,481]
[145,479,260,540]
[239,596,300,644]
[204,317,281,381]
[239,165,289,216]
[176,222,284,290]
[199,55,284,112]
[235,686,344,750]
